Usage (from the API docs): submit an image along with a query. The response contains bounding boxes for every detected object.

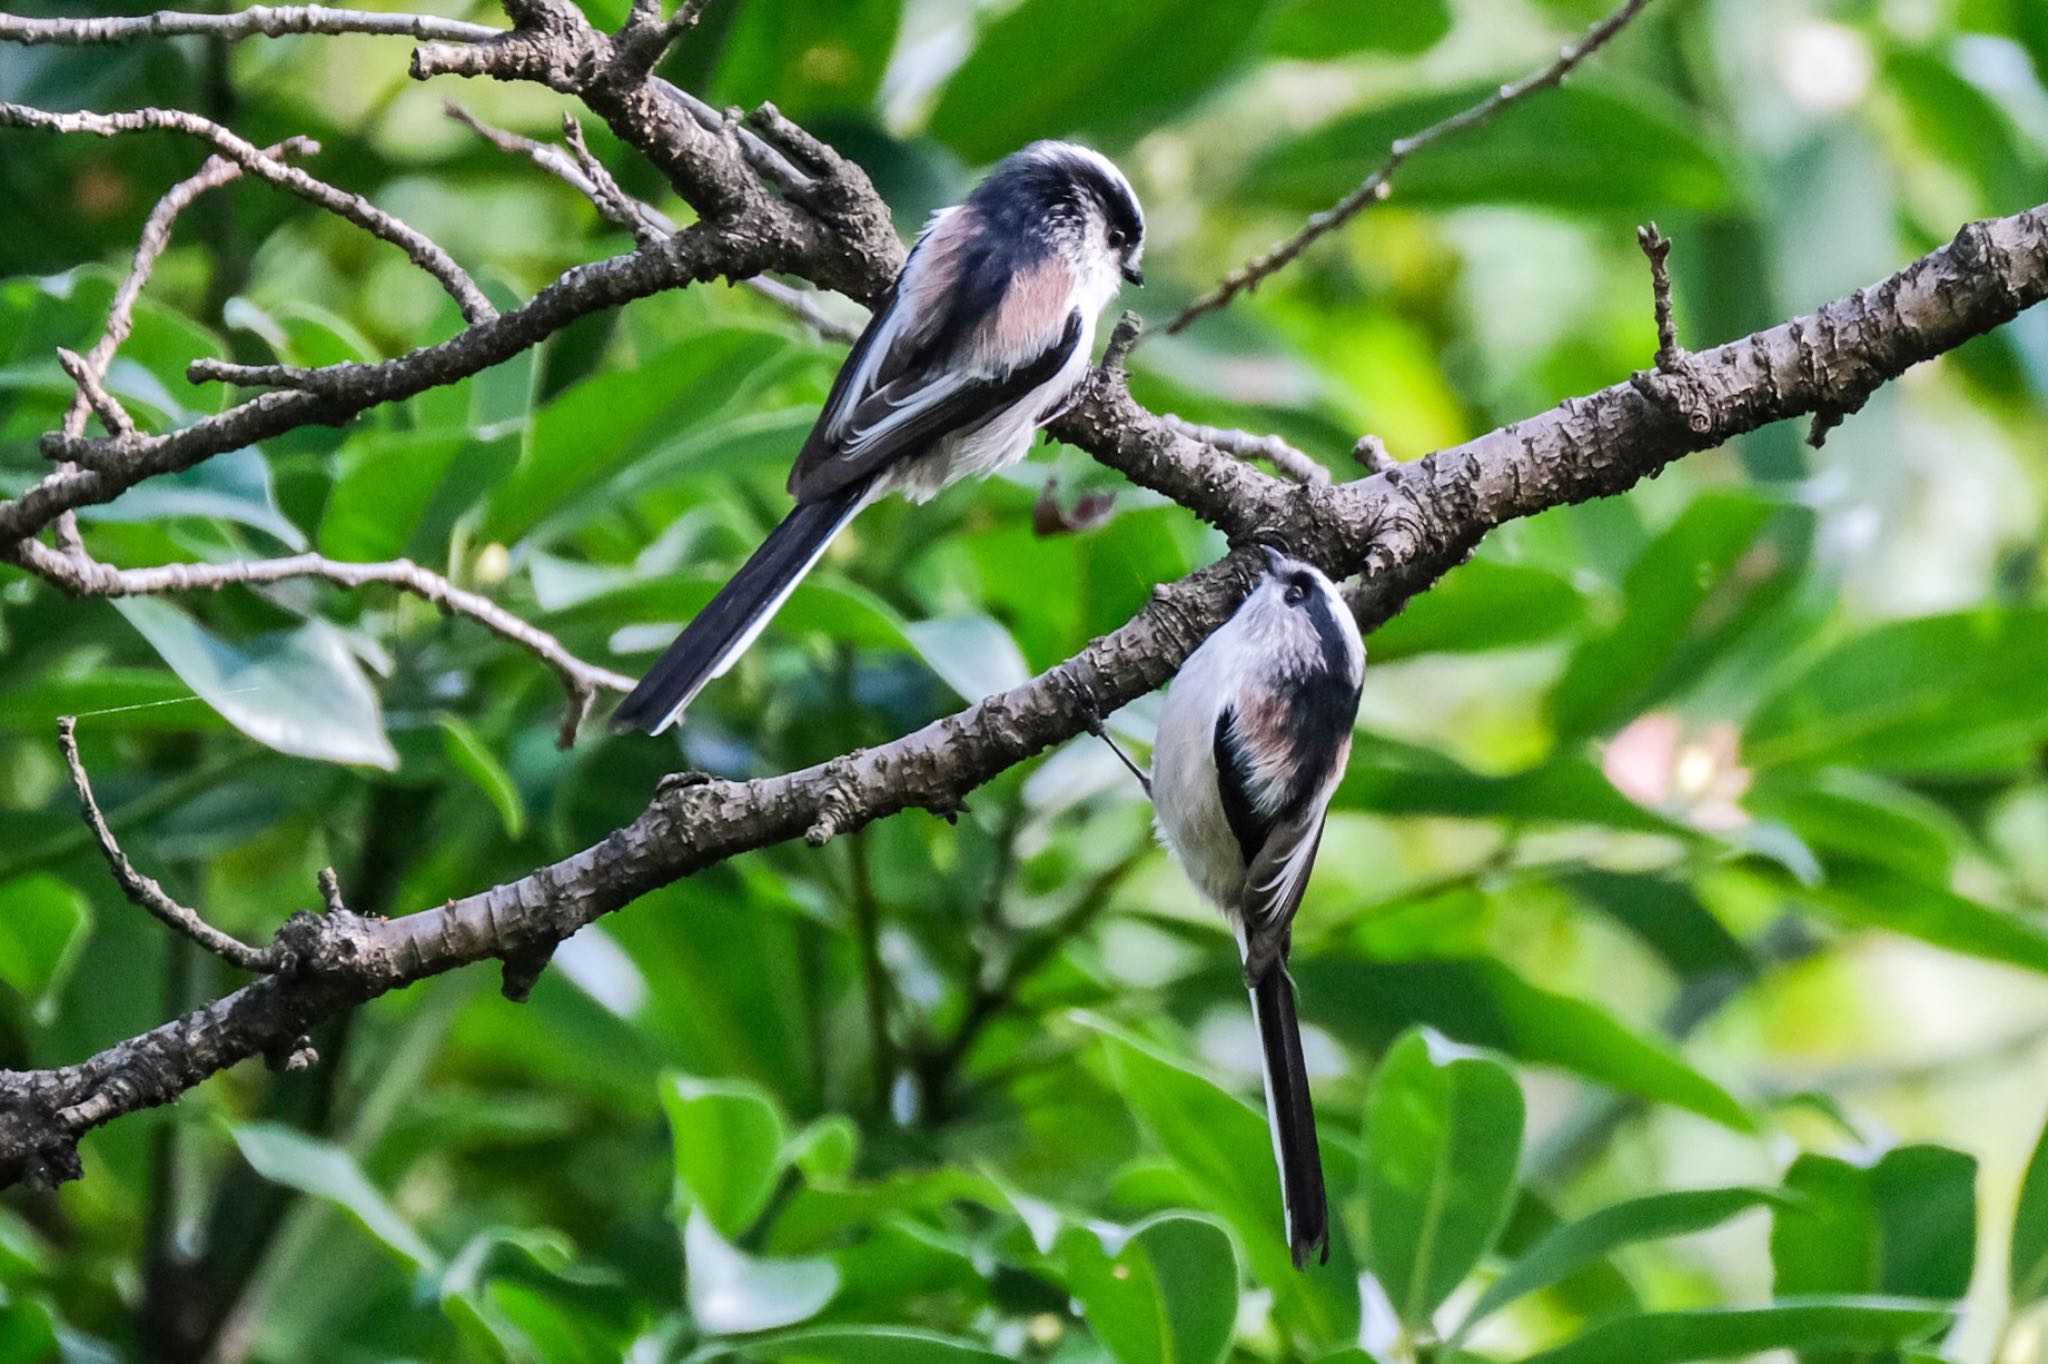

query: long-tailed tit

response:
[613,141,1146,734]
[1152,547,1365,1268]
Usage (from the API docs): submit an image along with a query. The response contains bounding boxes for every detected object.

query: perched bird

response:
[613,141,1146,734]
[1151,547,1365,1268]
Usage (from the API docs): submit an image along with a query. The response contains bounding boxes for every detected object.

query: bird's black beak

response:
[1258,544,1286,574]
[1121,261,1145,286]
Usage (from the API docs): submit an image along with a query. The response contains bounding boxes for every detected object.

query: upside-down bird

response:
[1151,547,1365,1267]
[612,141,1145,734]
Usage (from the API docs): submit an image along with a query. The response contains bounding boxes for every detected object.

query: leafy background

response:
[4,0,2048,1360]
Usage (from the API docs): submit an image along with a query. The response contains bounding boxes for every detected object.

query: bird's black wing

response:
[790,308,1082,502]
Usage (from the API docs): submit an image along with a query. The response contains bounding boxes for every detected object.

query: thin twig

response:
[54,349,135,437]
[1637,222,1684,371]
[0,103,494,325]
[562,116,667,249]
[185,358,325,390]
[1168,0,1661,333]
[1352,434,1397,474]
[445,101,859,341]
[49,140,312,556]
[57,717,280,971]
[0,5,500,44]
[13,540,634,746]
[1160,413,1330,484]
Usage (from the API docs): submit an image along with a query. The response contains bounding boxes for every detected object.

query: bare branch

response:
[1159,413,1330,485]
[1352,434,1397,474]
[0,5,500,44]
[57,717,280,972]
[0,103,495,325]
[53,349,135,437]
[12,539,633,746]
[1168,0,1661,333]
[1637,222,1684,371]
[562,116,667,248]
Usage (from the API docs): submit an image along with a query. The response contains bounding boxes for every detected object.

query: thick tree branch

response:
[1168,0,1661,334]
[5,200,2046,1183]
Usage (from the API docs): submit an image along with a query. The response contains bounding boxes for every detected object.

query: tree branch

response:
[5,199,2045,1183]
[8,539,633,747]
[57,718,281,973]
[1167,0,1661,333]
[0,104,494,325]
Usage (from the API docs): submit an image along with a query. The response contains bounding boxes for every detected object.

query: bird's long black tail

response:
[612,480,871,735]
[1249,960,1329,1268]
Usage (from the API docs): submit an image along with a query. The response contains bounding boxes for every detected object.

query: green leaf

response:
[0,874,91,1014]
[1806,865,2048,977]
[1560,871,1752,981]
[732,1326,1009,1363]
[1248,79,1734,217]
[114,598,398,769]
[1362,1029,1524,1328]
[661,1073,789,1238]
[1062,1214,1238,1364]
[1086,1015,1360,1345]
[1297,958,1749,1129]
[1460,1187,1783,1335]
[710,0,902,121]
[1550,492,1777,740]
[1745,609,2048,776]
[1516,1300,1953,1364]
[1367,558,1585,662]
[1265,0,1448,57]
[86,445,306,548]
[927,0,1267,162]
[902,614,1031,703]
[1773,1147,1976,1307]
[318,429,468,563]
[1335,742,1693,838]
[483,327,789,545]
[230,1122,439,1271]
[2011,1109,2048,1307]
[1746,769,1965,885]
[684,1209,838,1335]
[437,715,526,839]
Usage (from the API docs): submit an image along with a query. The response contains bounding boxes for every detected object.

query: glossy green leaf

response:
[928,0,1267,162]
[1335,742,1693,838]
[662,1073,789,1238]
[684,1209,838,1335]
[1560,871,1752,980]
[231,1122,439,1270]
[2011,1109,2048,1307]
[733,1326,1009,1363]
[86,445,306,547]
[1088,1015,1360,1345]
[1362,1029,1524,1327]
[1517,1300,1953,1364]
[0,874,91,1012]
[437,715,526,839]
[1249,80,1734,216]
[1550,492,1777,740]
[1773,1147,1976,1304]
[1297,958,1749,1129]
[1062,1215,1238,1364]
[1745,609,2048,776]
[1367,559,1585,662]
[1461,1187,1783,1334]
[1806,866,2048,977]
[319,429,467,563]
[710,0,903,120]
[114,599,397,769]
[1265,0,1449,57]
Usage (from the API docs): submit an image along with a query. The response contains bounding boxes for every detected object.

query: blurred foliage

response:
[5,0,2048,1360]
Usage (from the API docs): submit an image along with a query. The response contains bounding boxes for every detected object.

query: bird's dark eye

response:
[1107,228,1127,249]
[1283,584,1306,607]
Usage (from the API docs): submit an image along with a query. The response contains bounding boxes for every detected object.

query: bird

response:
[612,140,1146,735]
[1150,546,1365,1268]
